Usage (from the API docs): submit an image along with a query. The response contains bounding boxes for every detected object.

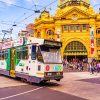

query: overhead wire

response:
[0,0,35,11]
[0,0,58,40]
[17,0,58,24]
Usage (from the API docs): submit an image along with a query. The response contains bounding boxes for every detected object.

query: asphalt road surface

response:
[0,83,86,100]
[0,72,100,100]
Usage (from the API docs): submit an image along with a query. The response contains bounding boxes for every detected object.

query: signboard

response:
[2,41,13,49]
[90,28,94,54]
[0,38,24,50]
[44,40,62,47]
[13,38,24,47]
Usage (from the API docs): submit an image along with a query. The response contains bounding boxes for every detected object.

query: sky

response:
[0,0,100,40]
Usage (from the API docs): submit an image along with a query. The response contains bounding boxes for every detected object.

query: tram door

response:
[10,48,16,77]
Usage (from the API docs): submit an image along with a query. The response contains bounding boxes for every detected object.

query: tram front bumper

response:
[44,75,63,81]
[43,72,63,81]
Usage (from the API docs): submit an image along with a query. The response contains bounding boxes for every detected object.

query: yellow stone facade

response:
[34,0,100,61]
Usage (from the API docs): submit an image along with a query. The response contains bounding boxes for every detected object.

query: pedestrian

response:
[96,63,100,73]
[63,59,67,69]
[79,61,84,71]
[89,63,95,74]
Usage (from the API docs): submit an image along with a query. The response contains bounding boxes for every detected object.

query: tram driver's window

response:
[31,45,36,60]
[2,51,5,60]
[37,47,44,62]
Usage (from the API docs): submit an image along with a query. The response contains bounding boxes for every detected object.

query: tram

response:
[0,37,63,83]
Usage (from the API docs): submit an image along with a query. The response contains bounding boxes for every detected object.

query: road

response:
[0,72,100,100]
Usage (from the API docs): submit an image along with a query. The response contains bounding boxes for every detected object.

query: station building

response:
[33,0,100,62]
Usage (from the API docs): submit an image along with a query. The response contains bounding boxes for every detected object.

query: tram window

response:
[0,50,8,60]
[17,51,21,59]
[16,46,28,60]
[22,46,28,60]
[37,47,44,62]
[2,51,5,60]
[31,45,36,60]
[22,47,28,59]
[4,50,8,59]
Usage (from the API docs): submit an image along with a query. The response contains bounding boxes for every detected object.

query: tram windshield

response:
[40,45,62,63]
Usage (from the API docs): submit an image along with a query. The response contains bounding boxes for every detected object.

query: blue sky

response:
[0,0,100,39]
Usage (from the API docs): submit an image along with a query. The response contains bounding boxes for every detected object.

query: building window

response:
[63,25,69,31]
[62,24,88,32]
[46,30,54,40]
[47,30,54,35]
[37,32,41,38]
[83,24,88,31]
[96,28,100,34]
[96,38,100,46]
[76,25,80,30]
[70,25,74,31]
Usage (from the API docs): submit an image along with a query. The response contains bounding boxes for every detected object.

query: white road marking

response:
[0,87,44,100]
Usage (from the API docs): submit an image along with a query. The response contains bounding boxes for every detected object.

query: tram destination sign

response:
[44,40,62,47]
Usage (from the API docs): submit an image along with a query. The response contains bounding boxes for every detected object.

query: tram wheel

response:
[56,79,60,81]
[21,78,28,83]
[39,80,47,85]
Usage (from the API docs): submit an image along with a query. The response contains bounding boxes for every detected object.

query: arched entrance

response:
[64,41,88,62]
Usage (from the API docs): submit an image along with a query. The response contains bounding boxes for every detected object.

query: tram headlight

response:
[57,72,63,76]
[47,73,52,76]
[57,72,60,75]
[44,72,52,76]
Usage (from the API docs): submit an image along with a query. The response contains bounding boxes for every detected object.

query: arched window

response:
[96,28,100,34]
[64,41,87,56]
[65,41,87,52]
[46,30,55,40]
[47,30,54,35]
[37,32,41,38]
[96,38,100,46]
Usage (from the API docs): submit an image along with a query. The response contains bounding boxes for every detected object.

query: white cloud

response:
[26,0,38,5]
[26,0,31,1]
[90,0,99,6]
[0,0,16,5]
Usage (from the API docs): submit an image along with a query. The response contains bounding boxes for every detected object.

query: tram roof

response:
[0,37,62,50]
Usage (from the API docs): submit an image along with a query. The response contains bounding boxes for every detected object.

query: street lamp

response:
[1,24,17,42]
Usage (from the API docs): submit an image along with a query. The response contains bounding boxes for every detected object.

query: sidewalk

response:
[49,72,100,100]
